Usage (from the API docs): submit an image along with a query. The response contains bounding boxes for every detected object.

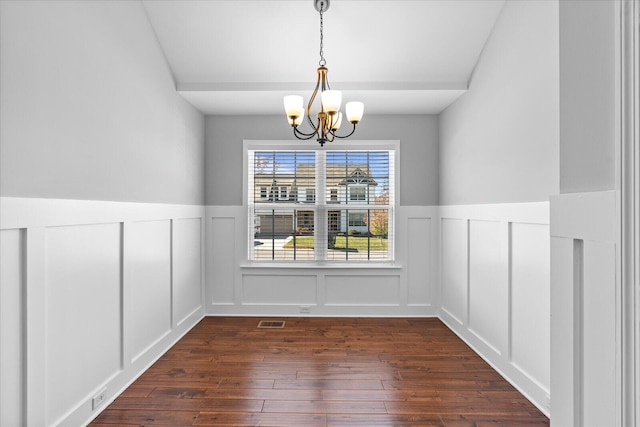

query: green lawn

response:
[283,236,388,251]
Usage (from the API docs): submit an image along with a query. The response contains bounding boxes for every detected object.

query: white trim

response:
[615,5,624,423]
[240,262,402,269]
[550,191,618,242]
[0,197,204,229]
[243,139,401,151]
[25,227,46,426]
[439,201,549,224]
[621,0,640,424]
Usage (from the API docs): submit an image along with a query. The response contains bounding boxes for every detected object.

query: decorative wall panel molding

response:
[440,217,468,325]
[510,222,551,391]
[0,198,552,424]
[438,201,550,417]
[324,275,401,306]
[205,206,438,317]
[0,197,205,427]
[125,220,172,363]
[173,218,204,326]
[406,217,433,306]
[45,223,123,424]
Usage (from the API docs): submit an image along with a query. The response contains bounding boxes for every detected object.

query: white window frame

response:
[244,140,399,264]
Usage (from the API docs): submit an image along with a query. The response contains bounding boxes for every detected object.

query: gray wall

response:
[438,0,560,205]
[205,114,439,206]
[559,0,616,193]
[0,0,205,205]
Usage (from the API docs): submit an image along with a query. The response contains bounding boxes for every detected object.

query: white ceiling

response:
[142,0,505,115]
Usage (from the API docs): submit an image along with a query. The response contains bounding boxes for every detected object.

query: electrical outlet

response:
[92,388,107,410]
[299,306,311,314]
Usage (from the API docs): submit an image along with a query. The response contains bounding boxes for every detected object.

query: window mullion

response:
[315,151,327,261]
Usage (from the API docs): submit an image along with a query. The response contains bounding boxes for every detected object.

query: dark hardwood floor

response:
[90,317,549,426]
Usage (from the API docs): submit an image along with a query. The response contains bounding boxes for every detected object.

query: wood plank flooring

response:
[90,317,549,426]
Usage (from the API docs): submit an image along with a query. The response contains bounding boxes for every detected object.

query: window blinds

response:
[248,149,394,262]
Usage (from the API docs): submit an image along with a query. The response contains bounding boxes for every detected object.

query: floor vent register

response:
[257,320,285,328]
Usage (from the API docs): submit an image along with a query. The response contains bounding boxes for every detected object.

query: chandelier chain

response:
[318,7,326,66]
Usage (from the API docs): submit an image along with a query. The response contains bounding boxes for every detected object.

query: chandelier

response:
[283,0,364,147]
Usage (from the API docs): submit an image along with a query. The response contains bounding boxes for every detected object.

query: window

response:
[348,211,366,227]
[350,187,366,201]
[305,188,315,203]
[297,211,314,234]
[280,186,288,201]
[247,143,395,262]
[328,210,340,231]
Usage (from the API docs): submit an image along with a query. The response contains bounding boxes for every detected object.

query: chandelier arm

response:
[296,112,323,138]
[330,122,358,139]
[325,131,336,143]
[306,105,317,129]
[292,126,320,140]
[322,72,330,91]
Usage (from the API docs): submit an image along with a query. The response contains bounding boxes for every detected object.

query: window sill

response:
[240,261,402,270]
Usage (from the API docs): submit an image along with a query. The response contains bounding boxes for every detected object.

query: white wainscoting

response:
[1,198,553,424]
[0,197,205,427]
[205,205,439,317]
[550,191,620,427]
[438,202,551,417]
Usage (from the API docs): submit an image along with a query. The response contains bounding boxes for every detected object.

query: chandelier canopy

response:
[283,0,364,147]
